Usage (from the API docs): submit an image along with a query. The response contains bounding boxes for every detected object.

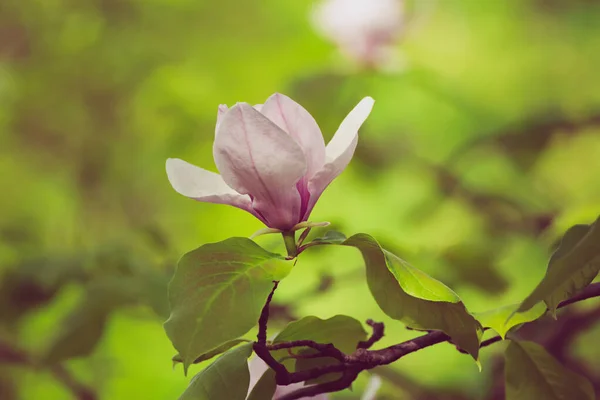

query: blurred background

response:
[2,0,600,398]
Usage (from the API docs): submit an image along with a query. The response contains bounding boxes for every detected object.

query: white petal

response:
[260,93,326,179]
[325,96,374,162]
[166,158,257,215]
[304,96,374,218]
[213,103,307,230]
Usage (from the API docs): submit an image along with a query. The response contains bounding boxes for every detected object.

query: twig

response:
[357,319,385,349]
[557,283,600,308]
[257,281,279,345]
[254,282,600,400]
[0,341,30,365]
[278,368,360,400]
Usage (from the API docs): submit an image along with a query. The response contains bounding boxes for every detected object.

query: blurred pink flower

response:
[312,0,404,68]
[247,356,329,400]
[166,93,374,231]
[246,357,382,399]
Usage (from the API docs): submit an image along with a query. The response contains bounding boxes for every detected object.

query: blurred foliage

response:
[1,0,600,398]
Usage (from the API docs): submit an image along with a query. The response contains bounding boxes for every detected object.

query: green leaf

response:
[273,315,368,384]
[383,250,460,302]
[164,237,290,372]
[505,340,594,400]
[273,315,367,352]
[179,343,253,400]
[173,339,251,366]
[518,217,600,315]
[341,234,482,360]
[474,302,546,339]
[246,368,276,400]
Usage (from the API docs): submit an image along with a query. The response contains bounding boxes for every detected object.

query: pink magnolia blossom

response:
[312,0,404,68]
[166,93,374,231]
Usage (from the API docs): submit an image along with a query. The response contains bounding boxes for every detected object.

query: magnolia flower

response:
[312,0,404,68]
[166,93,374,231]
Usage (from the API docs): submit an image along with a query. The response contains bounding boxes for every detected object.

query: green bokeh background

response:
[2,0,600,398]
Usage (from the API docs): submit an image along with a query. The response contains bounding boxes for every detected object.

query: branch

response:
[257,281,279,345]
[0,341,30,365]
[556,282,600,308]
[278,368,360,400]
[357,319,385,350]
[254,281,290,379]
[254,282,600,400]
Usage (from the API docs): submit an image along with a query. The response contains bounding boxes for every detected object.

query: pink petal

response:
[260,93,326,180]
[217,104,262,130]
[213,103,307,230]
[304,97,374,219]
[166,158,265,222]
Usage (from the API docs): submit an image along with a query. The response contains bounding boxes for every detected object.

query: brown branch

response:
[0,341,30,365]
[278,368,360,400]
[257,281,279,345]
[254,282,600,400]
[556,283,600,308]
[357,319,385,349]
[254,281,290,380]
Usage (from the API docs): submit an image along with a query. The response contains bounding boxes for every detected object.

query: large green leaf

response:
[164,238,291,372]
[505,340,594,400]
[474,302,546,339]
[518,217,600,315]
[179,343,254,400]
[273,315,368,384]
[340,234,482,360]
